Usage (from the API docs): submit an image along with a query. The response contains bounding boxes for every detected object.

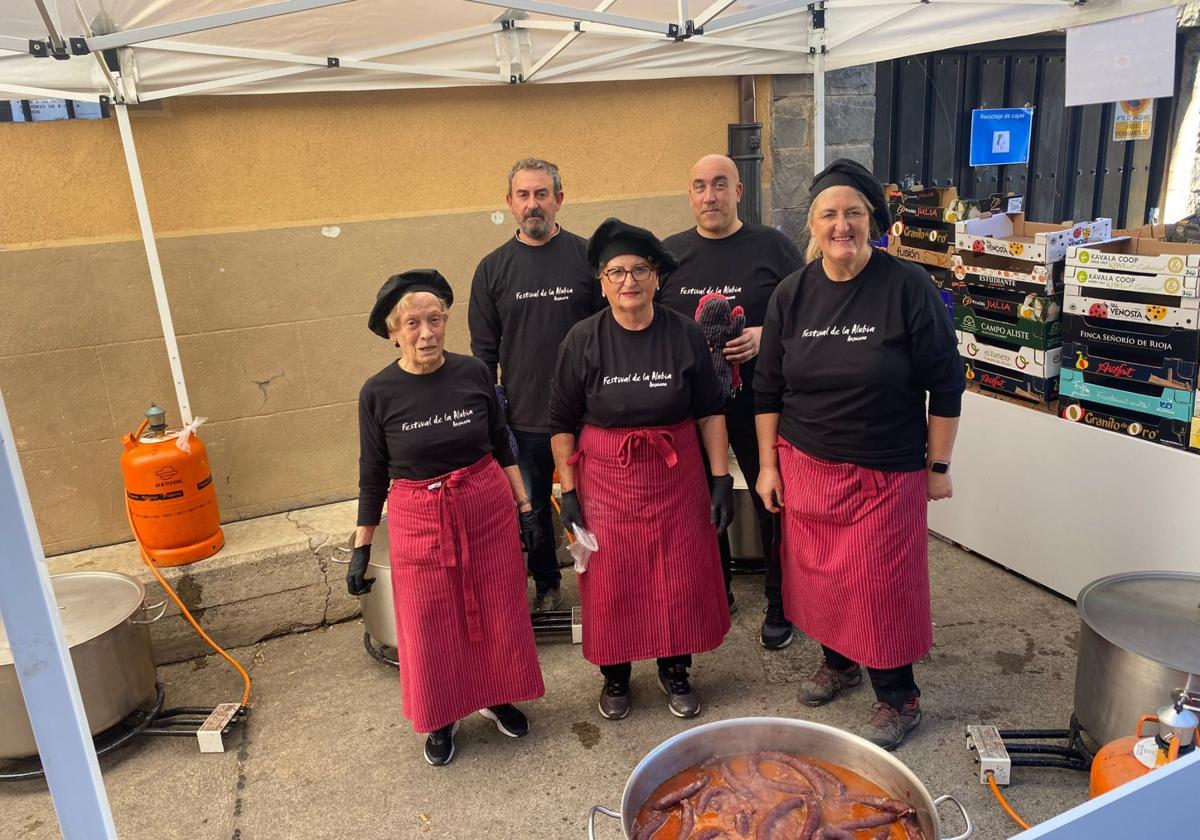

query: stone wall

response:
[770,65,876,249]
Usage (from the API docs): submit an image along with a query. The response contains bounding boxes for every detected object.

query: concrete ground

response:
[1,537,1088,840]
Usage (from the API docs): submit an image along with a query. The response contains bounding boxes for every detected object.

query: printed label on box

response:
[959,331,1061,377]
[1062,313,1200,360]
[956,286,1062,323]
[1069,245,1200,277]
[1060,397,1192,449]
[952,256,1059,294]
[965,359,1058,402]
[957,233,1048,264]
[1063,339,1196,389]
[1069,264,1198,297]
[887,240,953,268]
[956,307,1063,349]
[1059,369,1194,421]
[1063,291,1199,329]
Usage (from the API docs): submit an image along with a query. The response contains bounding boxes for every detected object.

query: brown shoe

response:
[858,699,922,750]
[798,661,862,706]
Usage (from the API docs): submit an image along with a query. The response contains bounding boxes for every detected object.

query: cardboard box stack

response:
[884,185,960,317]
[1060,236,1200,451]
[953,213,1112,407]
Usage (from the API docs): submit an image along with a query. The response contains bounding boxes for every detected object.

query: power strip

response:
[967,725,1012,785]
[197,704,242,753]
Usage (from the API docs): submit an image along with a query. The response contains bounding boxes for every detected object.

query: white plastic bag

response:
[568,524,599,573]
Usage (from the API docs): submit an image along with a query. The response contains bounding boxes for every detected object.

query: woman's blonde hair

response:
[385,291,449,336]
[805,186,882,262]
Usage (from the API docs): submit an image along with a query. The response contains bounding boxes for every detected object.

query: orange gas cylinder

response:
[120,404,224,566]
[1089,705,1198,798]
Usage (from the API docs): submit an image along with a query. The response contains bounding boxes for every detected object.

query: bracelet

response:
[515,498,532,508]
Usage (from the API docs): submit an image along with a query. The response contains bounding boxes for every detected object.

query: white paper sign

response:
[1065,8,1177,107]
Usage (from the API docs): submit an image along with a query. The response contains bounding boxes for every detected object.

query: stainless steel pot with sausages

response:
[588,717,971,840]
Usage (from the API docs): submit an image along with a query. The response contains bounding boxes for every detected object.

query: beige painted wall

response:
[0,77,755,554]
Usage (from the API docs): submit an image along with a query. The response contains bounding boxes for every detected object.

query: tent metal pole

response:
[464,0,670,36]
[0,33,32,52]
[85,0,353,51]
[526,0,620,81]
[114,102,193,427]
[811,3,827,173]
[814,50,826,172]
[0,83,102,101]
[0,389,118,839]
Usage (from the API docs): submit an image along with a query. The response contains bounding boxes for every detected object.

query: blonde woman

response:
[754,160,964,750]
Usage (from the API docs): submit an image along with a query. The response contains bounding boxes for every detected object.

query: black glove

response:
[346,545,375,596]
[518,507,541,553]
[559,489,586,537]
[710,474,735,535]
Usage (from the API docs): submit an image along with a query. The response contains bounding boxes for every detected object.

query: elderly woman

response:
[348,270,545,767]
[754,160,964,750]
[549,218,734,721]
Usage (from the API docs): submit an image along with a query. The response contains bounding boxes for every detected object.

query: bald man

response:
[662,154,803,650]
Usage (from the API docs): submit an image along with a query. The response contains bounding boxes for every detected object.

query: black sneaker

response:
[657,665,701,718]
[423,721,459,766]
[760,602,794,650]
[479,704,529,738]
[598,678,631,720]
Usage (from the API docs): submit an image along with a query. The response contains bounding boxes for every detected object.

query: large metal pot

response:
[1074,571,1200,748]
[0,571,159,759]
[587,716,972,839]
[359,514,397,648]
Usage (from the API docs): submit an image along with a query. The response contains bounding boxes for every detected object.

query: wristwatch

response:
[929,461,950,474]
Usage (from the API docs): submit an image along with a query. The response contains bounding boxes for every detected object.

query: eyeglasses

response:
[602,264,655,284]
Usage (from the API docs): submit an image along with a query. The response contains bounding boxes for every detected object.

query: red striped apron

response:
[571,420,730,666]
[386,455,545,732]
[776,439,931,670]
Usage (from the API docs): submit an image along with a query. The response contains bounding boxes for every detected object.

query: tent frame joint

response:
[70,37,90,55]
[327,56,339,68]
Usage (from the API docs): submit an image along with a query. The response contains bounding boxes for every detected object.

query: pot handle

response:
[934,793,973,840]
[330,546,351,565]
[131,599,168,624]
[587,805,620,840]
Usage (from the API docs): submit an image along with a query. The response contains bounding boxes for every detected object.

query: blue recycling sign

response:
[969,108,1034,167]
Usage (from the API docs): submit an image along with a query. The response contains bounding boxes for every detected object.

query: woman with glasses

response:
[549,218,734,721]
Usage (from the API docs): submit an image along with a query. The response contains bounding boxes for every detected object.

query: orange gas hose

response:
[125,501,252,708]
[987,771,1031,831]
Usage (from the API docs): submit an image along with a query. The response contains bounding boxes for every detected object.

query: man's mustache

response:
[523,209,546,220]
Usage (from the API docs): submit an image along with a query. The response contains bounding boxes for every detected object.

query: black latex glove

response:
[710,474,735,535]
[346,545,375,596]
[518,507,541,553]
[559,489,586,537]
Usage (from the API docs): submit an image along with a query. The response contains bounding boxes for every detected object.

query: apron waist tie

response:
[617,429,678,468]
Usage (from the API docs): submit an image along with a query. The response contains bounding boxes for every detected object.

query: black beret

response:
[368,270,453,338]
[809,158,891,235]
[586,218,679,274]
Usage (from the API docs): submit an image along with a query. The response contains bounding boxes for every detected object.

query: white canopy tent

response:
[0,1,1184,836]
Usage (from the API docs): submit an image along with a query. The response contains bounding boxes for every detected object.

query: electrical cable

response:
[986,770,1031,831]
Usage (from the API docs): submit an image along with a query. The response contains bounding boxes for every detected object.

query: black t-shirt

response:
[357,353,517,526]
[468,229,601,433]
[754,249,964,472]
[549,305,727,432]
[661,223,803,415]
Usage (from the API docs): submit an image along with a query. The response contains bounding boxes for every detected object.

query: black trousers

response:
[511,429,562,595]
[600,655,691,682]
[710,409,784,609]
[822,645,920,711]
